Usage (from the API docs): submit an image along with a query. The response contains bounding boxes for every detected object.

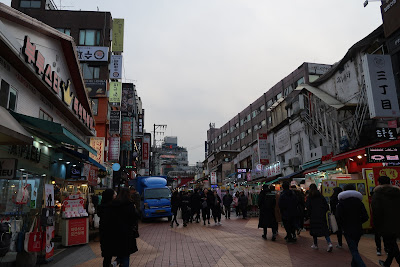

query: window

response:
[252,110,257,118]
[80,63,100,79]
[240,119,244,126]
[296,77,305,87]
[79,30,101,46]
[20,0,41,8]
[260,105,265,111]
[267,99,273,108]
[261,120,266,126]
[247,114,251,121]
[0,80,17,111]
[56,28,71,36]
[92,99,98,116]
[268,116,272,125]
[240,132,245,139]
[284,85,293,96]
[277,92,283,100]
[39,109,53,122]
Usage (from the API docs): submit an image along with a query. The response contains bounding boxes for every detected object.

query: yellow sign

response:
[112,19,124,52]
[364,169,375,196]
[109,82,122,105]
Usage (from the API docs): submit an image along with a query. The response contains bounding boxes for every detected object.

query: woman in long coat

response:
[98,189,115,267]
[170,191,180,227]
[258,185,278,240]
[102,188,138,267]
[306,184,333,252]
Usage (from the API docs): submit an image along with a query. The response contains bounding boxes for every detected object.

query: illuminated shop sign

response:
[376,127,398,140]
[22,36,94,130]
[367,147,400,163]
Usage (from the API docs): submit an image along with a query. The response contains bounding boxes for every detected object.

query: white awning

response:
[296,84,345,109]
[0,107,33,145]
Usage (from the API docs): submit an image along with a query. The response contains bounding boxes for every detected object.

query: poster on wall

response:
[363,168,376,196]
[274,126,291,155]
[89,137,105,165]
[373,166,400,187]
[85,80,107,97]
[45,184,55,208]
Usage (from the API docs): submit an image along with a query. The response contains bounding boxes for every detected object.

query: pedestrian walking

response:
[279,181,298,243]
[201,188,211,225]
[170,190,180,227]
[330,187,343,248]
[102,188,138,267]
[129,186,141,217]
[190,188,202,223]
[371,176,400,267]
[336,183,369,266]
[238,191,248,219]
[306,183,333,251]
[234,192,241,217]
[258,184,278,241]
[181,191,191,227]
[212,191,222,225]
[291,185,305,235]
[222,191,233,219]
[98,189,115,267]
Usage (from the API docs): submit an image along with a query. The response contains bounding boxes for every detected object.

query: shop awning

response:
[301,159,322,170]
[278,170,304,181]
[317,162,338,172]
[10,111,96,155]
[296,84,345,109]
[265,177,281,185]
[59,147,105,171]
[332,139,400,161]
[0,107,33,145]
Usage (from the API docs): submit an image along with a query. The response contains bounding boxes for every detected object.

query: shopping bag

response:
[329,213,338,233]
[15,174,30,205]
[94,214,100,228]
[88,203,95,215]
[24,217,42,253]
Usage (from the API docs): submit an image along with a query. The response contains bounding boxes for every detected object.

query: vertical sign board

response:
[258,133,269,165]
[109,82,122,107]
[44,184,55,260]
[89,137,105,165]
[142,134,150,175]
[108,137,120,162]
[210,172,217,184]
[363,54,400,118]
[112,19,124,52]
[110,55,122,79]
[121,117,132,151]
[0,159,17,179]
[121,83,134,117]
[109,111,121,134]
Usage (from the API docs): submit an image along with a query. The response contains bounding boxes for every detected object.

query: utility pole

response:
[152,124,167,175]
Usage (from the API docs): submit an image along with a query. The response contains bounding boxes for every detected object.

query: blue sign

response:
[112,163,121,171]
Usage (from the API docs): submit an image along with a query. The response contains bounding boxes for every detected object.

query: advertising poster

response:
[88,166,98,186]
[121,117,132,151]
[112,19,124,52]
[67,218,88,246]
[363,168,376,195]
[373,166,400,187]
[45,184,54,208]
[110,55,122,79]
[89,137,105,165]
[121,83,134,116]
[109,82,122,106]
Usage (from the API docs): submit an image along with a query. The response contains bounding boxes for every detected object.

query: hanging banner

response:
[76,46,109,62]
[373,166,400,187]
[121,117,132,151]
[121,83,134,117]
[89,137,105,165]
[137,114,144,136]
[109,111,121,134]
[112,19,124,52]
[108,137,120,162]
[109,82,122,106]
[82,163,91,179]
[257,133,269,165]
[88,166,98,186]
[210,172,217,184]
[363,54,400,118]
[142,133,151,175]
[110,55,122,79]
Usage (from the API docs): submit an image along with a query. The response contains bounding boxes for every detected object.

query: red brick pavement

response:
[56,217,383,267]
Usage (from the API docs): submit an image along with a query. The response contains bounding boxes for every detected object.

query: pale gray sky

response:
[1,0,384,164]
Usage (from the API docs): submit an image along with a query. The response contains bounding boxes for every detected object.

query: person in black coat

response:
[190,188,202,223]
[330,187,343,248]
[291,185,305,235]
[170,190,180,227]
[306,183,333,252]
[201,188,211,225]
[212,191,222,225]
[258,184,278,241]
[222,191,233,219]
[102,188,138,267]
[279,181,298,243]
[238,191,248,219]
[181,191,191,227]
[97,188,115,267]
[336,183,369,267]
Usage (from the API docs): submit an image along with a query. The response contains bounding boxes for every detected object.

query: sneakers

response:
[218,222,222,225]
[336,244,343,249]
[377,251,382,256]
[327,243,333,252]
[311,244,318,249]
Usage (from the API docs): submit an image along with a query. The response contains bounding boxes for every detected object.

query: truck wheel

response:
[167,216,172,222]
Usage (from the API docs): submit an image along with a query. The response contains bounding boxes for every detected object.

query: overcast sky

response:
[1,0,384,164]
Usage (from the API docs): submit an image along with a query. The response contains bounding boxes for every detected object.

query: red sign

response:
[322,152,334,162]
[88,167,98,186]
[388,120,398,129]
[373,166,400,187]
[67,218,88,246]
[143,143,149,160]
[108,137,120,161]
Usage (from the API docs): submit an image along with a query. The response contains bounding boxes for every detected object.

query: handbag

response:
[94,214,100,228]
[24,217,43,253]
[15,174,30,205]
[328,213,338,233]
[88,203,95,215]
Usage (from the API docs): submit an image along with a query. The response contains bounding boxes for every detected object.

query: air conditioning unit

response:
[289,157,301,167]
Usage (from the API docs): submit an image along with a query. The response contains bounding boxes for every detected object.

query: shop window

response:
[39,109,53,121]
[20,0,41,8]
[0,80,17,111]
[80,63,100,79]
[56,28,71,36]
[79,29,101,46]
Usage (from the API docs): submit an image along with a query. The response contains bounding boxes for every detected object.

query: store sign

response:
[66,217,88,246]
[381,0,400,37]
[237,168,249,173]
[257,133,269,165]
[376,127,398,140]
[264,162,282,178]
[363,54,400,118]
[85,80,107,98]
[88,166,98,186]
[110,55,122,79]
[8,145,41,163]
[210,172,217,184]
[367,147,400,163]
[70,166,81,179]
[142,134,150,175]
[109,111,121,134]
[108,137,120,162]
[121,83,134,116]
[0,158,17,179]
[322,152,334,162]
[22,36,94,130]
[373,166,400,187]
[137,114,144,135]
[76,46,109,62]
[274,126,291,155]
[121,117,132,151]
[112,19,124,52]
[388,120,398,128]
[109,82,122,106]
[89,137,105,165]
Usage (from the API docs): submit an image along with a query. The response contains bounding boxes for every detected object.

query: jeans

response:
[344,234,366,267]
[313,235,332,246]
[382,234,400,266]
[116,256,129,267]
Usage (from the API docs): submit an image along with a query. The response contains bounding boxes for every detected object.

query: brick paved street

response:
[49,217,383,267]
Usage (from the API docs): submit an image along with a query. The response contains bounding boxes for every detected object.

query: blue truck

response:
[129,176,172,221]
